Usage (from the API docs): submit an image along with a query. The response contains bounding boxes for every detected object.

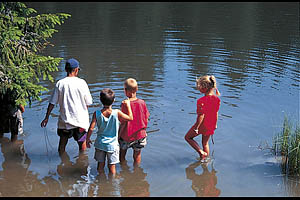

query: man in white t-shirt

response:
[41,58,93,155]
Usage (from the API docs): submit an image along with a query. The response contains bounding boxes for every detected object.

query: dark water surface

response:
[1,2,299,197]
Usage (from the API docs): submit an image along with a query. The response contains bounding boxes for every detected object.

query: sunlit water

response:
[0,2,299,197]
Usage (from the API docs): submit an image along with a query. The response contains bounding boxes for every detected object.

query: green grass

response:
[272,116,300,176]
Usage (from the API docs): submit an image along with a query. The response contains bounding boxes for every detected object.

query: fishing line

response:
[147,129,160,134]
[43,127,56,174]
[43,127,55,157]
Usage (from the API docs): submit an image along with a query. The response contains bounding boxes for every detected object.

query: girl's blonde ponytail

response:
[210,75,220,96]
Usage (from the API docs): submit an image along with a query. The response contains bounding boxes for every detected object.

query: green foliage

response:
[273,116,292,156]
[0,2,71,106]
[273,116,300,176]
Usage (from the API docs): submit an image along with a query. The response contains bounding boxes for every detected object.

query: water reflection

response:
[93,173,121,197]
[0,137,68,197]
[29,2,300,112]
[185,160,221,197]
[89,161,149,197]
[283,176,300,197]
[56,152,89,196]
[119,161,150,197]
[15,2,300,196]
[0,137,31,196]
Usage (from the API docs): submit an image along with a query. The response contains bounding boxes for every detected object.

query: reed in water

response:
[272,116,300,176]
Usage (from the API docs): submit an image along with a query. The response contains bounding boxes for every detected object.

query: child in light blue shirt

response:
[86,88,133,175]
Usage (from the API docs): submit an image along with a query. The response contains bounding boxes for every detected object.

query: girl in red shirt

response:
[185,75,221,160]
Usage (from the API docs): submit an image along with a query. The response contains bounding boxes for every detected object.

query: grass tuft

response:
[272,116,300,176]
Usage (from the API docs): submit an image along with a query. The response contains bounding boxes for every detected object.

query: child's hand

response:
[86,138,92,148]
[122,99,131,106]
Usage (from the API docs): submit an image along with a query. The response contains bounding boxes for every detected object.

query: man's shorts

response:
[119,137,147,151]
[94,148,119,165]
[57,128,87,142]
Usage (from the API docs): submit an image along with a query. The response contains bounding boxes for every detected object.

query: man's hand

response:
[41,118,48,127]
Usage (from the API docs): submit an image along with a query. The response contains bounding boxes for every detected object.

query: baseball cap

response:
[65,58,80,70]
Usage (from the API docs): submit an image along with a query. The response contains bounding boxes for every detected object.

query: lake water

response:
[0,2,299,197]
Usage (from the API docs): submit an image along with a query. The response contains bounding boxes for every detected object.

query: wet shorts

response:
[57,128,87,142]
[94,148,119,164]
[119,137,147,151]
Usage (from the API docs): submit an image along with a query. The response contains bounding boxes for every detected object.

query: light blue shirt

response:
[94,109,119,152]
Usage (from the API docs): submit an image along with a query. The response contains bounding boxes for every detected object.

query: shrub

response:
[0,2,70,106]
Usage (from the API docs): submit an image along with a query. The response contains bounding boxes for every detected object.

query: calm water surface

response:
[1,2,299,197]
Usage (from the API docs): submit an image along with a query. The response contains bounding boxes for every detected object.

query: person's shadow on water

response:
[185,160,221,197]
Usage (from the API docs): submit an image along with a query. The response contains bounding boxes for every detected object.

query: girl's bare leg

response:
[202,134,210,158]
[185,127,207,157]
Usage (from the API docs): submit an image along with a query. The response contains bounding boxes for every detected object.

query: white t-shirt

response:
[49,76,93,131]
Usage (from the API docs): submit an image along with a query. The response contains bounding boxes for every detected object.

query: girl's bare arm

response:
[194,113,204,133]
[216,112,218,129]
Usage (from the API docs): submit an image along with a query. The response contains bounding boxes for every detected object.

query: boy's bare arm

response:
[118,99,133,121]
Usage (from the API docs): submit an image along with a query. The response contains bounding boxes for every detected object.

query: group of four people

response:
[40,58,150,175]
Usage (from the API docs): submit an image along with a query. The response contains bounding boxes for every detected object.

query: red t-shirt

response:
[119,99,150,142]
[196,95,220,135]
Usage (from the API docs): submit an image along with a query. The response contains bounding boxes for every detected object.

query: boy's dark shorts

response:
[119,137,147,151]
[57,128,87,142]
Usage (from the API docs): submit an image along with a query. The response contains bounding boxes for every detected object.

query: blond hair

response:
[124,78,138,92]
[196,75,220,96]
